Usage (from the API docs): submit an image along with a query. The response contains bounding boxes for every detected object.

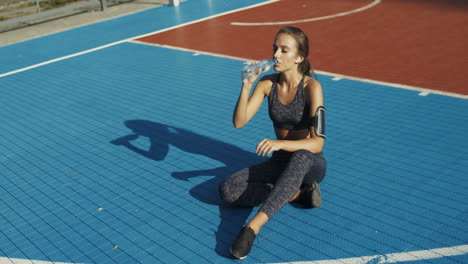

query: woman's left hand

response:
[256,139,282,157]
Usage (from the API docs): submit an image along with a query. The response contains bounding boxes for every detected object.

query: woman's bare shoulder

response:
[256,74,278,96]
[304,75,322,90]
[304,76,323,104]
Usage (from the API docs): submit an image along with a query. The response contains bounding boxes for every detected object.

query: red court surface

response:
[139,0,468,95]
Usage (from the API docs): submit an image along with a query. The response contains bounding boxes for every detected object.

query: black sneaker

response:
[230,226,256,259]
[299,181,322,208]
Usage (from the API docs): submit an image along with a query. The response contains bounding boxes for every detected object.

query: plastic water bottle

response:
[242,59,276,79]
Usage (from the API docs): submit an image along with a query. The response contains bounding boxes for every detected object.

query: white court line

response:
[129,40,255,62]
[129,41,468,100]
[231,0,381,26]
[3,244,465,264]
[0,258,84,264]
[316,70,468,99]
[269,244,468,264]
[0,0,279,79]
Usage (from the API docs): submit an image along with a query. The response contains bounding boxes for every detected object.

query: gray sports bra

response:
[268,74,310,130]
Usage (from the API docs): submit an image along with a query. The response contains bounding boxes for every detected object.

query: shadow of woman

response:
[110,120,264,257]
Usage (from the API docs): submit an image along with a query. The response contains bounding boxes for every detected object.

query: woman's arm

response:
[272,135,324,153]
[233,75,272,128]
[256,79,325,155]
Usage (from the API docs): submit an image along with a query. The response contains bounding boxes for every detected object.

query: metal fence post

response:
[36,0,41,13]
[100,0,107,11]
[169,0,179,6]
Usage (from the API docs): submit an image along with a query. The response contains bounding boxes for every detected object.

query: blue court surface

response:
[1,1,467,263]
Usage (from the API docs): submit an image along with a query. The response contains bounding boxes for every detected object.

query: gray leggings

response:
[219,149,326,218]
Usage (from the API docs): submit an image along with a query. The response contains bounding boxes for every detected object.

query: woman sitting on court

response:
[219,26,327,259]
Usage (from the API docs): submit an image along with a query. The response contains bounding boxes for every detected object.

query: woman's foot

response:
[299,181,322,208]
[230,226,257,259]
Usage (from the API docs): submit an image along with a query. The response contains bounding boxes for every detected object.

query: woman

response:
[218,26,327,259]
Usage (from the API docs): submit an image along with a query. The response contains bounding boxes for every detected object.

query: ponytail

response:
[299,58,311,76]
[299,58,317,79]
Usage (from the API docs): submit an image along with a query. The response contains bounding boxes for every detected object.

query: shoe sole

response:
[230,247,247,259]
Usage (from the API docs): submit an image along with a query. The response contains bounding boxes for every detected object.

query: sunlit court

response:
[0,0,467,263]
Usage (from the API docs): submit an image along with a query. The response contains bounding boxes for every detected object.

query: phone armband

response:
[314,106,326,139]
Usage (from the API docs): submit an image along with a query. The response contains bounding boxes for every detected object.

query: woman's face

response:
[273,33,302,73]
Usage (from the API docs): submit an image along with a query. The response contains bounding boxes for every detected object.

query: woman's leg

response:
[258,149,323,219]
[302,151,327,185]
[289,151,327,203]
[219,159,281,207]
[230,150,323,259]
[295,151,327,207]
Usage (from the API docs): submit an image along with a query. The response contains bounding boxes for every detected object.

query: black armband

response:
[313,106,326,139]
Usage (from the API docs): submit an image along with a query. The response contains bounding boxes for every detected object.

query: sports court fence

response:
[0,0,136,32]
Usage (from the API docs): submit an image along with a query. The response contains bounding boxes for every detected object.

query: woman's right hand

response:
[242,66,262,86]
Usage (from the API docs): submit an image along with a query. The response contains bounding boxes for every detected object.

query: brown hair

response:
[276,26,315,76]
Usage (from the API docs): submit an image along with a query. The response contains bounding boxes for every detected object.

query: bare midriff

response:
[274,127,309,141]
